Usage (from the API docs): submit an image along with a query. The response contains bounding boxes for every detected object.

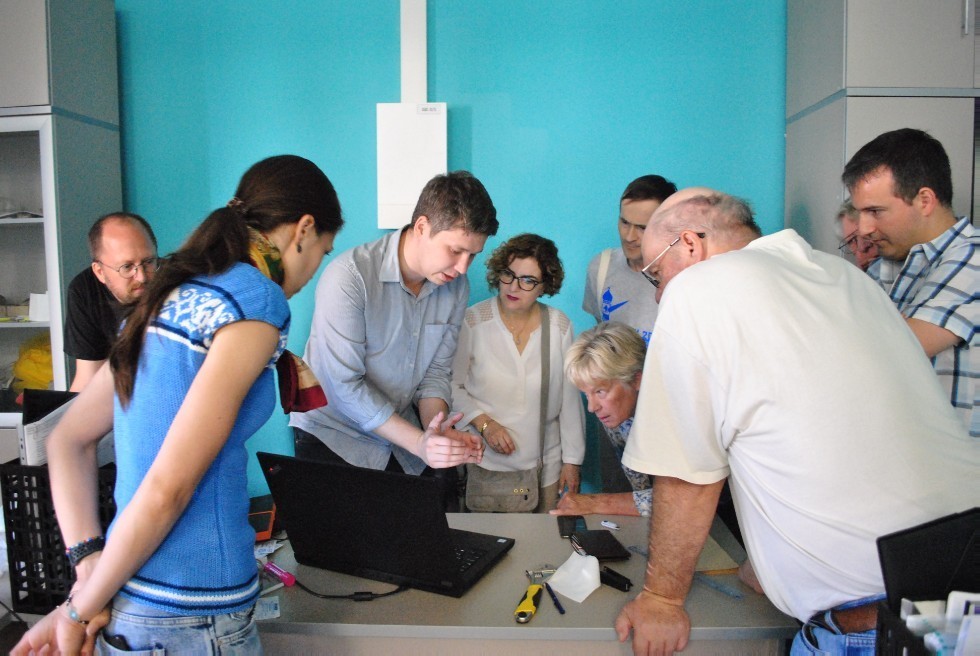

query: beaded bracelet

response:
[65,535,105,567]
[64,592,89,625]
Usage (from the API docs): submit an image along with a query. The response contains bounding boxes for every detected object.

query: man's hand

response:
[615,590,691,656]
[418,411,484,468]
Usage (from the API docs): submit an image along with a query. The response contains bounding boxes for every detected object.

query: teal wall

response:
[113,1,786,495]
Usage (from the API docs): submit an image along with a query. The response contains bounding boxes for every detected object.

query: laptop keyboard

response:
[453,546,487,573]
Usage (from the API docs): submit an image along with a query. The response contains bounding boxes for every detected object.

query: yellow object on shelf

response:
[12,332,53,393]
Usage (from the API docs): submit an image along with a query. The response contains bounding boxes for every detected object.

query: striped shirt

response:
[872,217,977,438]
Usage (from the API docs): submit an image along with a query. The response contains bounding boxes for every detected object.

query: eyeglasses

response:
[498,268,542,291]
[640,232,705,288]
[96,257,159,279]
[837,231,874,255]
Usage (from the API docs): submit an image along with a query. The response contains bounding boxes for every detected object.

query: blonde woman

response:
[554,321,651,517]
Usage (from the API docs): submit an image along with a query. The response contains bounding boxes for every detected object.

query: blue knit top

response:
[110,263,289,614]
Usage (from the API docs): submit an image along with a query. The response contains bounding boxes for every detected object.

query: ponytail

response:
[109,154,343,406]
[110,207,250,404]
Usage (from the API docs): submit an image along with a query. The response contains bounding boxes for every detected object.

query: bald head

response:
[640,188,761,302]
[648,188,760,253]
[654,186,718,216]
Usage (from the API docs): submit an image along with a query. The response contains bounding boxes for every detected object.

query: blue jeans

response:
[96,596,262,655]
[790,595,884,656]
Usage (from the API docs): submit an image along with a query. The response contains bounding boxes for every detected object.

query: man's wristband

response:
[478,420,491,436]
[66,536,105,567]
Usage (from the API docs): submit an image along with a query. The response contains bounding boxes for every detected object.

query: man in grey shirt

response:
[290,171,499,474]
[582,175,676,344]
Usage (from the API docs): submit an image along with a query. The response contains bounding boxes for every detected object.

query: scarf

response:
[247,227,327,414]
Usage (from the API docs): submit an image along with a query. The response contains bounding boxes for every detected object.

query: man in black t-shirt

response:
[65,213,158,391]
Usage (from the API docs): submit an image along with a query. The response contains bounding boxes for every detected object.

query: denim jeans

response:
[790,594,884,656]
[96,595,262,655]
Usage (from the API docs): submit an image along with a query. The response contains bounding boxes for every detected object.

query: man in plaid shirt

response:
[844,128,977,438]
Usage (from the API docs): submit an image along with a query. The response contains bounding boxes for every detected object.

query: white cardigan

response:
[451,298,585,486]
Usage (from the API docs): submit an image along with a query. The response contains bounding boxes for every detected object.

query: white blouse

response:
[451,298,585,485]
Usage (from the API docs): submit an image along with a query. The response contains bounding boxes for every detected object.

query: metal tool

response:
[515,584,543,623]
[523,564,564,617]
[524,567,557,584]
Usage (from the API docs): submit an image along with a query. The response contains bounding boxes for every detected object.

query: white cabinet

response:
[785,0,979,256]
[0,0,121,429]
[787,0,977,118]
[0,0,48,109]
[0,0,120,123]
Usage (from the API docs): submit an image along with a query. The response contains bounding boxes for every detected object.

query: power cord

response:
[0,597,25,624]
[266,536,410,602]
[294,579,409,601]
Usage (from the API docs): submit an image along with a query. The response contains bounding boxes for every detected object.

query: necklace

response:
[500,301,536,347]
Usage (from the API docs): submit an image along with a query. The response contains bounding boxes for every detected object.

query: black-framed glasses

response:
[837,231,858,254]
[640,232,705,288]
[96,257,159,279]
[498,268,542,291]
[837,231,874,255]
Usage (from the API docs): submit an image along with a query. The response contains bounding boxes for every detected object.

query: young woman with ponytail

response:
[14,155,345,654]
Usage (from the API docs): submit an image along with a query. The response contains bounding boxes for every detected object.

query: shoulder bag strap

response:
[538,304,550,468]
[596,248,612,308]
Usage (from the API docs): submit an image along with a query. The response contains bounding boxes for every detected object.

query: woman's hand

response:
[481,419,516,455]
[558,463,580,495]
[738,559,765,595]
[418,411,484,468]
[12,602,110,656]
[11,610,59,656]
[551,491,597,515]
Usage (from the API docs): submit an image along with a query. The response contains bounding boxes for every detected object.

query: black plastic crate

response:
[1,459,116,614]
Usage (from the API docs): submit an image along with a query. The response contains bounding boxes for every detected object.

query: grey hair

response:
[835,199,859,239]
[565,321,646,389]
[657,193,761,247]
[836,199,858,222]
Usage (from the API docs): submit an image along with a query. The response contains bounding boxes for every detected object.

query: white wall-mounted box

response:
[376,102,447,229]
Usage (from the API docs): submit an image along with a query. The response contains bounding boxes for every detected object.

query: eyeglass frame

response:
[498,268,542,291]
[837,230,874,255]
[640,232,706,288]
[95,256,160,279]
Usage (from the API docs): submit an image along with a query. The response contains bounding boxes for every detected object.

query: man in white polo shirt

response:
[614,188,975,656]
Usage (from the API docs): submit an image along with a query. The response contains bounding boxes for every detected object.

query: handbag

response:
[465,305,550,513]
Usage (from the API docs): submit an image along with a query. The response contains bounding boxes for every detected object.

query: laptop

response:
[877,507,979,612]
[257,452,515,597]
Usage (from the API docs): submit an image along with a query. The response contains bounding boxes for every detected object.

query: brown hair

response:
[410,170,498,236]
[485,233,564,296]
[110,155,343,405]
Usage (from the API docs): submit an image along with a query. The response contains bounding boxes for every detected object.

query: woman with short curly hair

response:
[452,233,585,512]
